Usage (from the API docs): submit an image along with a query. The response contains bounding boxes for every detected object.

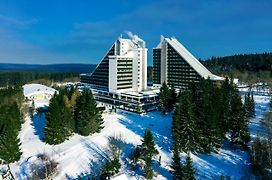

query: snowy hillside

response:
[9,93,271,179]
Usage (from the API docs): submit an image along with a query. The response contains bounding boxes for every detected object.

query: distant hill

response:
[0,63,96,73]
[202,53,272,85]
[202,53,272,73]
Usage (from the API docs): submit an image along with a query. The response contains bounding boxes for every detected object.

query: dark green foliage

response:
[195,79,222,152]
[251,137,272,179]
[203,53,272,86]
[100,136,124,178]
[170,144,183,180]
[229,88,250,149]
[170,85,177,106]
[159,82,176,114]
[244,92,255,118]
[250,93,255,117]
[172,78,251,153]
[0,86,24,107]
[0,101,22,163]
[173,91,199,152]
[44,90,74,145]
[203,53,272,72]
[183,153,196,180]
[144,157,154,179]
[74,90,103,136]
[140,129,158,179]
[131,129,158,179]
[131,146,141,164]
[0,72,79,87]
[101,158,121,178]
[141,129,159,159]
[220,78,233,134]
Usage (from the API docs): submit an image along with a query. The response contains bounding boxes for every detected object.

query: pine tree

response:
[220,77,233,134]
[230,88,250,149]
[250,93,255,117]
[244,92,251,118]
[159,82,170,114]
[183,153,196,180]
[0,123,22,163]
[44,91,74,144]
[74,90,103,136]
[173,91,199,152]
[0,103,22,163]
[141,129,159,159]
[131,146,141,164]
[144,157,154,179]
[139,129,158,179]
[170,85,177,107]
[171,143,183,180]
[101,157,121,178]
[158,82,175,114]
[197,79,222,152]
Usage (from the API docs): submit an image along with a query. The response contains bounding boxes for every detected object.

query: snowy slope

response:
[9,94,271,179]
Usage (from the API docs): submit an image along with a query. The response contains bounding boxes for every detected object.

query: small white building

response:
[23,84,58,109]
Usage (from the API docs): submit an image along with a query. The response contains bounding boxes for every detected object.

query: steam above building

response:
[81,32,147,93]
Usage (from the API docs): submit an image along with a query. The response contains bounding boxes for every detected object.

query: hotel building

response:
[80,34,158,113]
[153,36,223,89]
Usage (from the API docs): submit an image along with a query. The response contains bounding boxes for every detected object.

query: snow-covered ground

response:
[9,92,271,179]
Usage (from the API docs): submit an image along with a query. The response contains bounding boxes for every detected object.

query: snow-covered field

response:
[9,93,271,179]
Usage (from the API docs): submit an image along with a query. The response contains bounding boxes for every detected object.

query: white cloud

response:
[0,14,38,29]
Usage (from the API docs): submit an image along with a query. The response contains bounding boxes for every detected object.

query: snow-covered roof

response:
[23,84,57,97]
[163,37,224,81]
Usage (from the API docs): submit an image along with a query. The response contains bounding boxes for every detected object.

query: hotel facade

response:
[80,34,223,113]
[80,34,158,113]
[153,36,223,89]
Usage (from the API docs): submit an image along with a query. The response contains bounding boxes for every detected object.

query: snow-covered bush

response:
[29,154,59,180]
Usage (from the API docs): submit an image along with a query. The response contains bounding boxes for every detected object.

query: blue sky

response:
[0,0,271,65]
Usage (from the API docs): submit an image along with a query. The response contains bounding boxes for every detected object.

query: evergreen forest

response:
[0,87,24,163]
[157,78,256,179]
[44,88,103,145]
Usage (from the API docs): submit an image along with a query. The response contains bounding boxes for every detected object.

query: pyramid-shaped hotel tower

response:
[80,34,223,113]
[81,33,147,93]
[153,36,223,89]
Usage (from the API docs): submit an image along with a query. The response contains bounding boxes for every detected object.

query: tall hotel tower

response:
[81,33,147,93]
[80,33,157,113]
[153,36,223,89]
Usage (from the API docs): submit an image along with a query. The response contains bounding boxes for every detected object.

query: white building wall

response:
[161,39,167,84]
[141,48,148,90]
[132,48,139,92]
[109,56,118,93]
[108,36,148,93]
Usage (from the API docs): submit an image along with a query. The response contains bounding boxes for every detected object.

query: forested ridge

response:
[0,72,80,87]
[0,63,96,87]
[202,53,272,72]
[202,53,272,85]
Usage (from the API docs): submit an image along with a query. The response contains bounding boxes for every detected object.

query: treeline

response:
[203,53,272,85]
[170,78,254,153]
[158,78,255,179]
[44,87,103,145]
[203,53,272,73]
[0,72,80,87]
[0,87,24,163]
